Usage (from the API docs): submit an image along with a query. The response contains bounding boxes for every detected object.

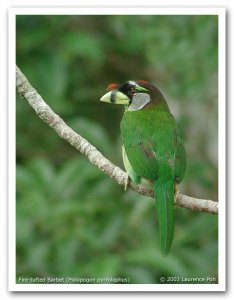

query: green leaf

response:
[60,31,103,62]
[69,117,114,156]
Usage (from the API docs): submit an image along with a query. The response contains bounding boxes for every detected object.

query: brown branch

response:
[16,65,218,215]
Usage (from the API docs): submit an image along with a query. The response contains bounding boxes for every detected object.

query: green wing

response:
[120,110,175,180]
[121,110,186,183]
[122,146,141,184]
[174,126,186,183]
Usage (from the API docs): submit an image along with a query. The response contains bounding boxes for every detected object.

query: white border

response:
[9,7,226,292]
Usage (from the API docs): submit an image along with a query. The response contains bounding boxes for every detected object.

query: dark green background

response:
[16,15,218,284]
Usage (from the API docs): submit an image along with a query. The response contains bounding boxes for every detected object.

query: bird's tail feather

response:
[154,179,174,256]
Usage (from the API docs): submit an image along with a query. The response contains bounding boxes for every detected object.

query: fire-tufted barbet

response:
[100,80,186,256]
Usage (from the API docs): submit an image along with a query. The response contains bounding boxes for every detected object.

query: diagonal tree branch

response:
[15,65,218,215]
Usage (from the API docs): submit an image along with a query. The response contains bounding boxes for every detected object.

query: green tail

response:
[154,179,174,256]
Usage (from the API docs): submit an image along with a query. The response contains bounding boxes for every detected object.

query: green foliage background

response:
[16,15,218,284]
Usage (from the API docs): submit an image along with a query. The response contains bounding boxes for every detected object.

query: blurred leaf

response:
[124,266,156,284]
[68,117,114,156]
[60,31,104,63]
[125,245,189,277]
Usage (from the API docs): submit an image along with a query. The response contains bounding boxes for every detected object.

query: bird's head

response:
[100,80,166,111]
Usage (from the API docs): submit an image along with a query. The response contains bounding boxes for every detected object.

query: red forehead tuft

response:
[106,83,118,91]
[136,80,149,85]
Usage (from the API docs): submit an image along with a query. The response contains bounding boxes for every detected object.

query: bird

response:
[100,80,186,256]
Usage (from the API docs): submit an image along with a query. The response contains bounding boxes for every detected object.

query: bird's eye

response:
[129,88,136,95]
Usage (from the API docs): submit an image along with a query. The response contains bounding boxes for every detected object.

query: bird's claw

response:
[174,183,180,209]
[124,176,130,191]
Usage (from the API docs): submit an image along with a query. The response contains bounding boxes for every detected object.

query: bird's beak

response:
[100,90,130,105]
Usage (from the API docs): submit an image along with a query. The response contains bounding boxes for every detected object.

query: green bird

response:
[100,80,186,256]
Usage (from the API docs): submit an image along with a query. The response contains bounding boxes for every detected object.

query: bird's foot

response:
[124,176,130,191]
[174,183,180,209]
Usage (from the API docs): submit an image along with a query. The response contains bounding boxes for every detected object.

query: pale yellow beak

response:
[100,90,130,105]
